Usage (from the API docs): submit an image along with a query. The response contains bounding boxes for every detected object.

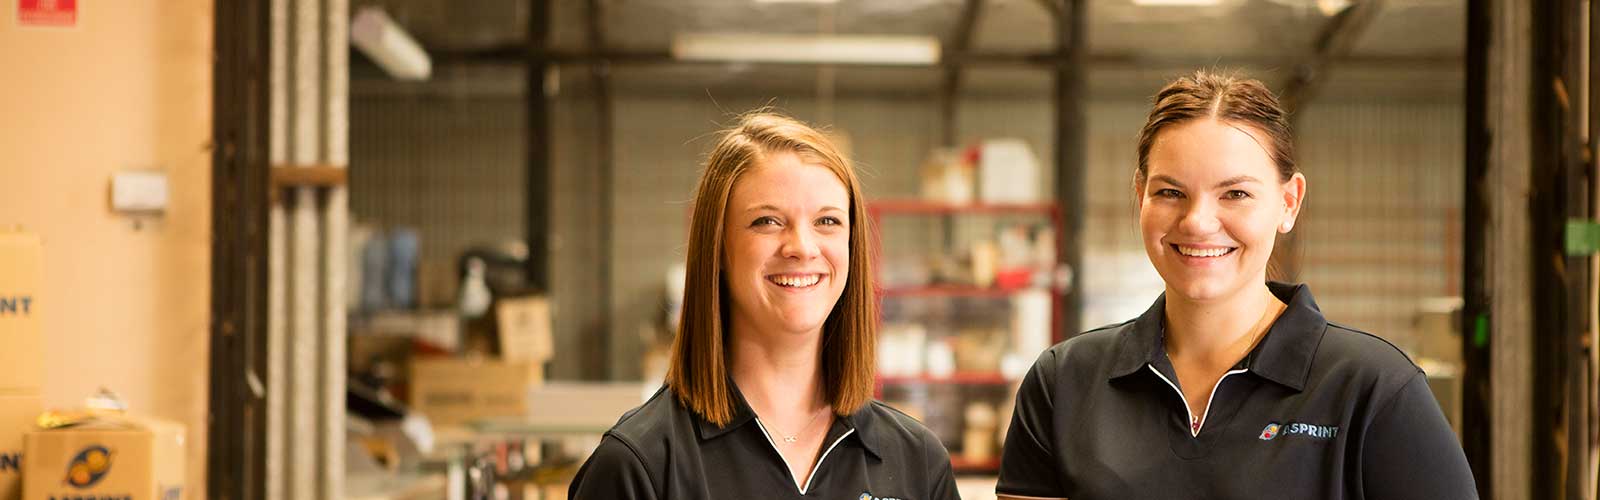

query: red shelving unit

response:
[950,457,1002,474]
[865,199,1059,216]
[878,371,1012,386]
[867,199,1065,478]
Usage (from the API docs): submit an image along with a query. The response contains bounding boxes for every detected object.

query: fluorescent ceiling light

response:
[672,33,941,66]
[1132,0,1223,5]
[351,6,432,81]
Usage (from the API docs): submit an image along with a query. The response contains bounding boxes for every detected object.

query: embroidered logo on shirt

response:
[1261,421,1339,441]
[1259,422,1282,440]
[859,492,904,500]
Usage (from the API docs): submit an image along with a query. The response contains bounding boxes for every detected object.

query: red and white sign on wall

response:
[17,0,76,28]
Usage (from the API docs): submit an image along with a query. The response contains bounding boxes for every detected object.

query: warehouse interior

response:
[1,0,1596,499]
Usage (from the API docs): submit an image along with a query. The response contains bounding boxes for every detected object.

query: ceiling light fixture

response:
[671,33,941,66]
[351,6,432,81]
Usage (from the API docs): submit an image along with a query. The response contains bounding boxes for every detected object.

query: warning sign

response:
[17,0,76,27]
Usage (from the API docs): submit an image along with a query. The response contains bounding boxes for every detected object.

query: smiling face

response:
[1138,118,1305,303]
[721,151,852,340]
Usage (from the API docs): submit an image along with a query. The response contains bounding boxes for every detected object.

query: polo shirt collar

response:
[841,404,883,460]
[692,379,882,460]
[692,379,757,440]
[1108,282,1327,392]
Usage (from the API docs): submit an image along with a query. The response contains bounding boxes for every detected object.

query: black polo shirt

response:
[997,282,1477,499]
[569,382,959,499]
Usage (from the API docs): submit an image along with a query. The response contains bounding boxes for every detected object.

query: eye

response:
[1224,190,1252,200]
[817,216,845,227]
[751,216,781,227]
[1154,188,1184,199]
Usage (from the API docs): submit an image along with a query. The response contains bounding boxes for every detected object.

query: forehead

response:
[1146,119,1277,183]
[727,151,849,207]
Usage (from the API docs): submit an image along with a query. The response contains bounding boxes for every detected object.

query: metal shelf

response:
[878,372,1012,386]
[869,199,1059,216]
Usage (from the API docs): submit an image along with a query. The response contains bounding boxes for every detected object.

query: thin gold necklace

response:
[755,400,829,444]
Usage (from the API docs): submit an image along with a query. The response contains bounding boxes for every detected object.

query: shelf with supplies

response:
[880,285,1037,298]
[867,196,1065,475]
[950,457,1003,475]
[878,371,1013,386]
[866,199,1060,216]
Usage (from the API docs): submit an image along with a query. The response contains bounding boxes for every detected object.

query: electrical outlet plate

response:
[111,171,168,213]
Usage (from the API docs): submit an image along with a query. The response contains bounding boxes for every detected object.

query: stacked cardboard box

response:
[22,414,186,500]
[0,232,43,500]
[408,296,553,427]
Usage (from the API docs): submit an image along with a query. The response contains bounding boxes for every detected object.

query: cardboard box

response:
[410,358,542,426]
[0,393,41,500]
[1414,297,1464,366]
[494,296,552,363]
[23,414,185,500]
[0,232,43,393]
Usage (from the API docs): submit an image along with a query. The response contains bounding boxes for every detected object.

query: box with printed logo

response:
[0,392,41,500]
[0,232,43,393]
[22,414,185,500]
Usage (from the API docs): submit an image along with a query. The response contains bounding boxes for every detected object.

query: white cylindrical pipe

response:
[320,1,350,498]
[351,6,431,81]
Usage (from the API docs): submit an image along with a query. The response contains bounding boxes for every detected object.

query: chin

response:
[776,312,830,335]
[1163,274,1241,303]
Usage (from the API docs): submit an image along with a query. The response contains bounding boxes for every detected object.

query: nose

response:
[780,225,822,261]
[1177,198,1222,235]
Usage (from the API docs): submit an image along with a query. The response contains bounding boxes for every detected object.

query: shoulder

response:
[1310,322,1423,398]
[1027,319,1136,379]
[858,401,951,463]
[1317,322,1421,376]
[602,385,692,465]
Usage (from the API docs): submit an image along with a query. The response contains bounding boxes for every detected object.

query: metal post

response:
[526,0,551,292]
[209,0,272,497]
[586,0,617,380]
[1461,0,1493,494]
[1054,0,1085,337]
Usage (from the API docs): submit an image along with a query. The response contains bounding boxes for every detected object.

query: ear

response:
[1279,172,1307,233]
[1132,179,1146,210]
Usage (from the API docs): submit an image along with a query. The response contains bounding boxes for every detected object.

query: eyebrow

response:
[744,204,847,214]
[1149,174,1262,190]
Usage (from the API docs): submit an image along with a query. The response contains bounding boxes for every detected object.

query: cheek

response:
[824,236,850,276]
[1138,204,1169,241]
[724,235,763,276]
[1219,209,1279,249]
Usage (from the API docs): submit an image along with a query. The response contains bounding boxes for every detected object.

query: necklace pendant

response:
[783,435,798,443]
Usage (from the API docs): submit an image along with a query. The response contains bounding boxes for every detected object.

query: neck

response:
[1163,281,1285,367]
[728,318,827,415]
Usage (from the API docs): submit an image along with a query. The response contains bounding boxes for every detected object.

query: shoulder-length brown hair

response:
[665,111,877,426]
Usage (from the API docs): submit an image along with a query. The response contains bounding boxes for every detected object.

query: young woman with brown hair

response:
[569,111,959,500]
[996,71,1476,499]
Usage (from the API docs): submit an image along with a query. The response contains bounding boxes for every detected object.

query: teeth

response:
[1177,246,1232,258]
[772,274,821,287]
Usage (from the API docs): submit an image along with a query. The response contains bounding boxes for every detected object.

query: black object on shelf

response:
[347,377,408,421]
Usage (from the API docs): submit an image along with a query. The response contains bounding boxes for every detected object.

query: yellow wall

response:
[0,2,212,497]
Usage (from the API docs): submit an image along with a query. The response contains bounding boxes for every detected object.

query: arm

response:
[1359,372,1479,500]
[996,353,1069,500]
[567,435,660,500]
